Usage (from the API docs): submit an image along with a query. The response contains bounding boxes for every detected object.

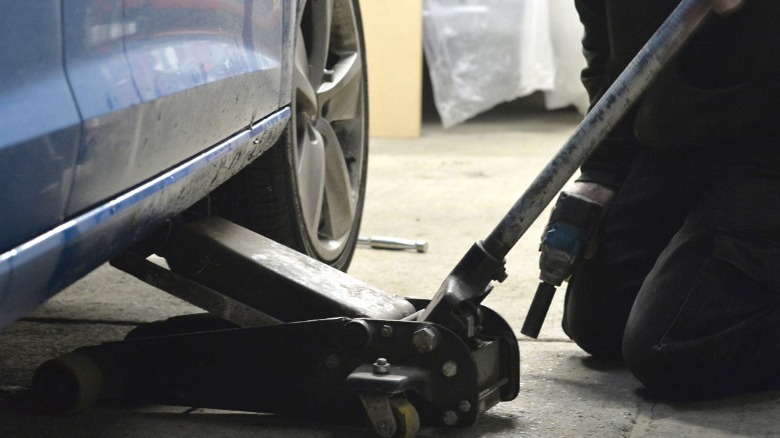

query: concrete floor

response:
[1,99,778,437]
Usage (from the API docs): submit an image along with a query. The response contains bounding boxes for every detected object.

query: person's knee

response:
[622,331,699,400]
[622,337,675,398]
[563,316,624,360]
[624,331,780,399]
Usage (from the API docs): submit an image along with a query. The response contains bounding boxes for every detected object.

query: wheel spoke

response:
[306,0,334,91]
[295,119,326,234]
[318,52,363,123]
[316,119,356,240]
[294,28,318,117]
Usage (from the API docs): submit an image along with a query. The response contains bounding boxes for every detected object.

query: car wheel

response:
[211,0,368,271]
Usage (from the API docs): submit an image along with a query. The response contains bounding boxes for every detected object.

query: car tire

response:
[211,0,368,271]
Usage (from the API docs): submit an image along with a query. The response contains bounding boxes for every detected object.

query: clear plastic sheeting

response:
[423,0,589,128]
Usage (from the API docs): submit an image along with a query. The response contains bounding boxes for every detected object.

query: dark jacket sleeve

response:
[574,0,639,191]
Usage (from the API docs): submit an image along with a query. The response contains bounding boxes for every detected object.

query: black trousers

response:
[563,144,780,399]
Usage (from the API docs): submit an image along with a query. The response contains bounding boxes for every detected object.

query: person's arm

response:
[575,0,609,105]
[574,0,639,192]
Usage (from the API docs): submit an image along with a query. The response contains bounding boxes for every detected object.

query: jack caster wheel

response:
[390,397,420,438]
[32,352,102,414]
[363,394,421,438]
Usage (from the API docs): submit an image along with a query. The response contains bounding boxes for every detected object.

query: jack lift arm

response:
[32,1,714,436]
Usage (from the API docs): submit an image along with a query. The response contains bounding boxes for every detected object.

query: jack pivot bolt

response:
[412,327,438,353]
[372,358,390,375]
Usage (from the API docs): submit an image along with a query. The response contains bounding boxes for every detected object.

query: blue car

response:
[0,0,368,327]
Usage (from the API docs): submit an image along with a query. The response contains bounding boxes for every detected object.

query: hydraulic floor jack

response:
[33,218,518,436]
[31,1,715,436]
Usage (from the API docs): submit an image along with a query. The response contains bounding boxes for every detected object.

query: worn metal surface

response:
[160,216,416,321]
[416,242,507,335]
[109,252,281,327]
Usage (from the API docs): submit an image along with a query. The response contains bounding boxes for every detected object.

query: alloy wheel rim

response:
[292,0,366,262]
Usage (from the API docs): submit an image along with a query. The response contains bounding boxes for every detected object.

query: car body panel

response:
[0,2,81,252]
[0,108,290,327]
[0,0,298,327]
[63,0,285,216]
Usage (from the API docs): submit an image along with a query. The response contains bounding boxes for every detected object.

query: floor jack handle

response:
[419,0,715,328]
[482,0,714,259]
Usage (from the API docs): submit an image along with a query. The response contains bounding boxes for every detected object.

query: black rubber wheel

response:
[211,0,368,271]
[32,352,102,414]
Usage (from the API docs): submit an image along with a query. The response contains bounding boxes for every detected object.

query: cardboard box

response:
[359,0,423,138]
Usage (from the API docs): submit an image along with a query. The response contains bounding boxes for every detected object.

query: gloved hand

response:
[709,0,745,15]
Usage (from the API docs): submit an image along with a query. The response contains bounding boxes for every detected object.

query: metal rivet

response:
[324,354,341,369]
[458,400,471,412]
[442,360,458,377]
[442,410,458,426]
